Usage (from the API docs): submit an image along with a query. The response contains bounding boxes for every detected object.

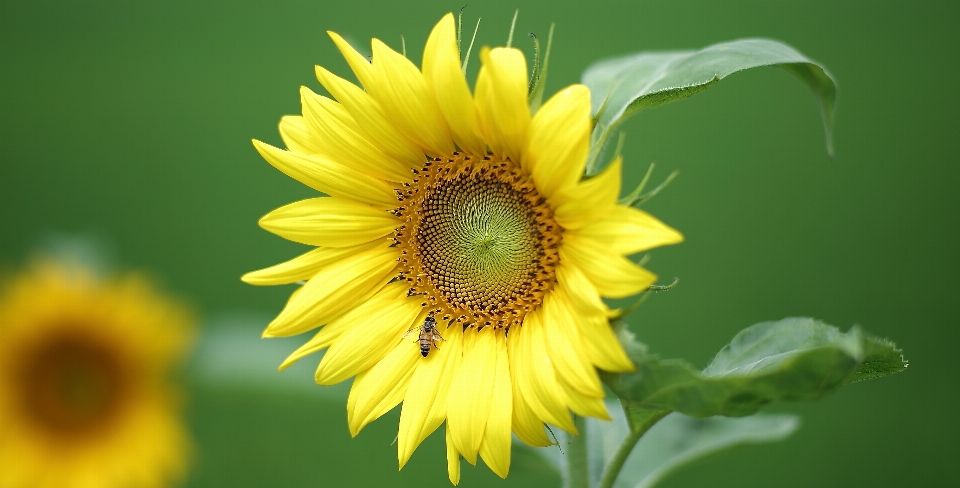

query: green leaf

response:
[616,412,799,488]
[583,39,838,173]
[850,336,909,383]
[602,318,906,418]
[520,402,798,488]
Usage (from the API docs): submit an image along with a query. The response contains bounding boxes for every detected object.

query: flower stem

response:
[596,409,670,488]
[566,415,590,488]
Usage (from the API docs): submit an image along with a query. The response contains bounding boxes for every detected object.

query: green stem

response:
[566,415,590,488]
[596,410,670,488]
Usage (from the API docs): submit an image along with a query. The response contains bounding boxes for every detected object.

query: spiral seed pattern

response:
[394,154,560,330]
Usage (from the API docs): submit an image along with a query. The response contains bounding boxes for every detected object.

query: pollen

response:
[394,153,560,330]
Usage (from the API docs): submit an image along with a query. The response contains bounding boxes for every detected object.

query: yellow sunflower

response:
[0,261,193,488]
[244,13,682,484]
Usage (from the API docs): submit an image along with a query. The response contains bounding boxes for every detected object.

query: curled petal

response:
[524,85,591,197]
[423,13,486,156]
[475,47,529,162]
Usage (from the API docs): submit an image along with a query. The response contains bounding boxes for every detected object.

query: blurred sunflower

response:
[0,261,194,488]
[244,12,682,484]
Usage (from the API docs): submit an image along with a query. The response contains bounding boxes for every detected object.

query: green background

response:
[1,0,956,487]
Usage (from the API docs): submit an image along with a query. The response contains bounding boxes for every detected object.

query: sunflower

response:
[0,261,193,488]
[244,13,682,484]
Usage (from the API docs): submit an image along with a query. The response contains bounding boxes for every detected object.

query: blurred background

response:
[1,0,956,487]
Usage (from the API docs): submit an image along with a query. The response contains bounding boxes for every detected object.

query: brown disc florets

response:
[15,328,132,437]
[393,153,560,330]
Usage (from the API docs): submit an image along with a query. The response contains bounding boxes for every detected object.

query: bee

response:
[403,315,444,357]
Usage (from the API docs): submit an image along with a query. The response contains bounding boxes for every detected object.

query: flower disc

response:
[16,330,130,437]
[396,154,559,328]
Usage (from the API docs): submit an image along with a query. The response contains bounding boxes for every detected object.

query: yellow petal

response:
[315,295,422,386]
[398,320,463,468]
[422,13,486,156]
[279,282,410,370]
[446,423,462,486]
[579,312,635,373]
[366,38,453,157]
[507,316,553,447]
[542,289,605,398]
[300,87,413,182]
[509,310,577,433]
[253,140,396,208]
[559,380,611,420]
[524,85,591,197]
[446,326,497,465]
[478,329,512,479]
[242,239,388,286]
[278,115,322,155]
[347,337,421,435]
[574,205,683,255]
[560,235,657,298]
[263,245,399,337]
[315,64,425,167]
[552,157,621,230]
[327,31,375,89]
[279,330,326,371]
[475,47,529,162]
[555,260,608,316]
[259,197,400,247]
[510,382,553,447]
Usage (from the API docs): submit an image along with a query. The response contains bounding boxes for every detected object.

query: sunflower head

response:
[394,153,561,329]
[245,12,682,484]
[0,260,194,488]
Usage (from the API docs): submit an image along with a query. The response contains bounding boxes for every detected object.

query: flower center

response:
[395,154,560,329]
[16,329,130,437]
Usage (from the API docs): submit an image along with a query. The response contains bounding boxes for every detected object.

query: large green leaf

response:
[602,318,906,418]
[523,402,798,488]
[609,411,799,488]
[583,39,837,173]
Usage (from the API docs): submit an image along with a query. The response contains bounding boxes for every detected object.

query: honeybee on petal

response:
[403,315,444,357]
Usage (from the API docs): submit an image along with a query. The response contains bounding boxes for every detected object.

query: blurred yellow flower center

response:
[16,329,129,436]
[395,154,560,329]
